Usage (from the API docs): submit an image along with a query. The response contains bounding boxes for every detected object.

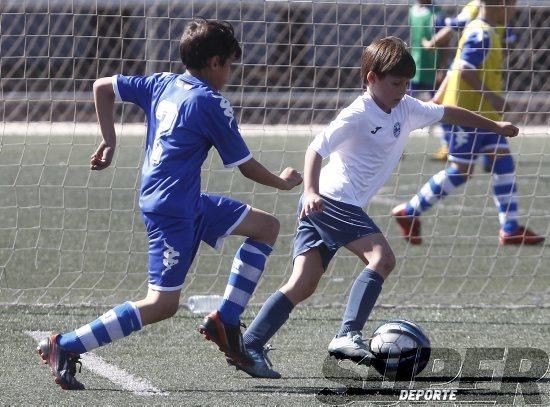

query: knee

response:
[370,252,396,279]
[282,280,317,304]
[257,215,280,245]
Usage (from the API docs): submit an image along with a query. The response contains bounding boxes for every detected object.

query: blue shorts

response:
[142,194,250,291]
[293,195,381,270]
[445,125,509,164]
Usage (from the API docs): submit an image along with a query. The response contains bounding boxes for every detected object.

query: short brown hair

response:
[180,18,242,70]
[361,36,416,87]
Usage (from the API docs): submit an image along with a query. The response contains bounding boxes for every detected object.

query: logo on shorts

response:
[393,122,401,138]
[453,127,469,149]
[162,239,180,271]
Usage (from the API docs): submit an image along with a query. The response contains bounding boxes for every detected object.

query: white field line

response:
[26,330,168,396]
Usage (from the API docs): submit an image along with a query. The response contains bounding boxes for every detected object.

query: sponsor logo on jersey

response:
[371,126,382,134]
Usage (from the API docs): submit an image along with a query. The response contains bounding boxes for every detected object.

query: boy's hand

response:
[422,38,434,49]
[279,167,303,190]
[299,192,324,219]
[494,122,519,138]
[90,141,115,170]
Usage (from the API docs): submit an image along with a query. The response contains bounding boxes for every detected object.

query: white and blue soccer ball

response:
[369,318,431,380]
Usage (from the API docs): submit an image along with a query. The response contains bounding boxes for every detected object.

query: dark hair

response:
[179,18,242,69]
[361,36,416,87]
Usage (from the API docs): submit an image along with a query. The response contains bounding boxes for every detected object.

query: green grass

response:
[1,130,550,404]
[1,132,549,307]
[4,305,550,406]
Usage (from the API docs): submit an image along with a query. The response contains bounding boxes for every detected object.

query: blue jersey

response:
[113,72,252,218]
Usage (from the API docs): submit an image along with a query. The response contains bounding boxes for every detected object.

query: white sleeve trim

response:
[223,152,252,168]
[435,104,445,121]
[111,75,122,101]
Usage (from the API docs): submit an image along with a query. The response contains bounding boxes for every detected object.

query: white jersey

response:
[309,93,444,208]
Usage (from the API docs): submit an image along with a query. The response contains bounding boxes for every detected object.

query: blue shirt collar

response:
[180,71,212,88]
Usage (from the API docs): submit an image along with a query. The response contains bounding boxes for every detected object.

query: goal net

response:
[1,0,549,308]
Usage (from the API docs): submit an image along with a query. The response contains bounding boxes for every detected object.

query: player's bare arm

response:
[442,105,519,138]
[299,148,324,219]
[422,25,453,49]
[91,77,117,170]
[238,158,302,190]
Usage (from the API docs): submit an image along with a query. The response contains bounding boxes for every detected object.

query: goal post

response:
[1,0,549,308]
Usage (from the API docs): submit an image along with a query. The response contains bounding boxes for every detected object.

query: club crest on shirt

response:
[393,122,401,138]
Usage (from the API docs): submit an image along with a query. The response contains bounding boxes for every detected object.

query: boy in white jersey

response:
[36,19,302,390]
[229,36,519,378]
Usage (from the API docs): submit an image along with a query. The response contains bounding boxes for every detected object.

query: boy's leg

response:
[488,149,545,245]
[405,164,468,216]
[392,164,467,243]
[39,212,190,390]
[38,288,180,390]
[244,249,325,350]
[393,126,475,243]
[227,249,325,378]
[198,203,279,366]
[221,207,277,325]
[490,149,519,233]
[328,233,395,362]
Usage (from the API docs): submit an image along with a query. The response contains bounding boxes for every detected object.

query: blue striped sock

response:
[406,167,467,216]
[492,155,518,233]
[57,301,142,353]
[219,238,272,327]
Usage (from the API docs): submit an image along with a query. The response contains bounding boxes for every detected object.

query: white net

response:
[1,0,549,308]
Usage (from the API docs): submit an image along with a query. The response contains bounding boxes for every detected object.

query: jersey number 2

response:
[151,100,178,165]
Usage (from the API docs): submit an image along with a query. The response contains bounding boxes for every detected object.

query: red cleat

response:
[198,311,254,366]
[391,204,422,245]
[37,334,84,390]
[499,226,545,245]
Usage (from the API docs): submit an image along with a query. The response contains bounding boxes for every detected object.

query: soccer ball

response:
[369,318,431,380]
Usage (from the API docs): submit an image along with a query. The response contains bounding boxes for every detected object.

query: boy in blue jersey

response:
[227,37,520,379]
[36,19,302,390]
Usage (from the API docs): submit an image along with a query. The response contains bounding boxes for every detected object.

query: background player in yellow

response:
[393,0,545,246]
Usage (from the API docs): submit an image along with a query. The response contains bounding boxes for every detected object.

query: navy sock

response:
[243,291,294,351]
[337,268,384,337]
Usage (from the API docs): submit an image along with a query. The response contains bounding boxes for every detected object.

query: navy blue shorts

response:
[142,194,249,291]
[293,195,381,270]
